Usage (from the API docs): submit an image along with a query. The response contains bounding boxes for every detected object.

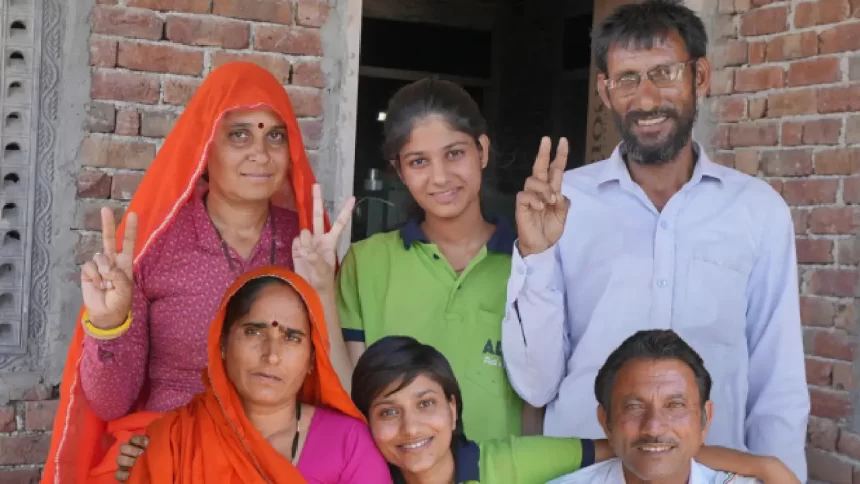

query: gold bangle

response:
[82,310,132,340]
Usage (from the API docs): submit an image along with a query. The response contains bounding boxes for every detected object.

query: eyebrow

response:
[402,141,470,158]
[242,322,307,337]
[228,122,287,129]
[372,389,438,409]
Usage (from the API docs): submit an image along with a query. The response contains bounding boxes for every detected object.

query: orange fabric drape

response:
[43,62,330,484]
[126,266,362,483]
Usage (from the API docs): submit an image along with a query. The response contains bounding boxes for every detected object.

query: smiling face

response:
[222,282,312,409]
[207,109,290,203]
[367,374,458,477]
[598,358,713,484]
[395,115,488,221]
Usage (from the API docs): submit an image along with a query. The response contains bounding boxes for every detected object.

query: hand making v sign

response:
[515,137,570,257]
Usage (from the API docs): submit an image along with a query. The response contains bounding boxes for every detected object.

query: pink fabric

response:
[80,190,300,420]
[297,406,393,483]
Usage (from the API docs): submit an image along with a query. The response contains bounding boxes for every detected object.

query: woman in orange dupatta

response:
[126,266,391,483]
[43,61,353,484]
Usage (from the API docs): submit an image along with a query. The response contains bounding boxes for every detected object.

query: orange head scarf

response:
[43,62,330,484]
[126,266,362,484]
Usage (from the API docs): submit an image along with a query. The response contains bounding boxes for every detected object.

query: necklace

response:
[291,403,302,462]
[204,194,277,274]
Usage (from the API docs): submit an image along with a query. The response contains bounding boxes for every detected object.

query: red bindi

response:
[258,122,265,129]
[271,321,278,328]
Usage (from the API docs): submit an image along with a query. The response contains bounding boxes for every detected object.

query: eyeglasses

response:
[603,59,697,97]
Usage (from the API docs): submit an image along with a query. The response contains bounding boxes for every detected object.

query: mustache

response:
[624,108,679,125]
[631,436,679,447]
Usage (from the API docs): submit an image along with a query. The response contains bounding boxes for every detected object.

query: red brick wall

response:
[713,1,859,482]
[0,0,329,480]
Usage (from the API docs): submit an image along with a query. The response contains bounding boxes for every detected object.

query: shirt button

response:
[433,254,440,260]
[660,220,668,229]
[657,279,668,288]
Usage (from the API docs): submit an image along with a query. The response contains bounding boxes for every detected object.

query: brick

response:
[768,179,782,193]
[810,417,840,451]
[76,232,102,265]
[728,122,778,147]
[127,0,209,13]
[838,430,860,461]
[795,0,848,27]
[820,22,860,54]
[715,14,737,40]
[213,0,292,24]
[851,56,860,81]
[0,434,50,465]
[782,179,838,205]
[807,447,853,483]
[740,7,788,36]
[0,469,41,484]
[117,42,204,76]
[747,41,766,64]
[711,125,731,150]
[254,25,323,56]
[140,110,177,138]
[0,405,14,432]
[162,78,202,106]
[115,108,140,136]
[787,57,841,86]
[85,102,116,133]
[91,70,160,104]
[733,66,783,93]
[166,15,250,49]
[792,208,811,234]
[292,61,325,88]
[709,69,734,96]
[91,6,163,40]
[751,0,777,5]
[714,41,747,69]
[810,207,856,234]
[734,149,759,174]
[111,173,144,200]
[767,89,817,117]
[837,302,856,334]
[802,296,836,327]
[813,329,855,360]
[299,119,322,150]
[846,115,860,143]
[853,0,860,17]
[837,238,860,265]
[211,52,291,84]
[815,148,860,175]
[711,152,735,168]
[846,177,860,204]
[781,122,803,146]
[23,400,58,431]
[76,171,112,199]
[806,358,833,387]
[81,137,155,170]
[809,269,859,298]
[89,37,117,68]
[767,32,818,61]
[75,201,126,232]
[809,388,853,420]
[297,0,330,27]
[802,119,842,145]
[748,97,767,119]
[796,238,834,264]
[833,361,854,391]
[818,86,860,113]
[760,149,812,176]
[714,97,745,122]
[284,87,323,118]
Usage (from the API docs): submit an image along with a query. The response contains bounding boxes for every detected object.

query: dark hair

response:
[352,336,467,483]
[594,330,712,423]
[591,0,708,74]
[220,276,292,345]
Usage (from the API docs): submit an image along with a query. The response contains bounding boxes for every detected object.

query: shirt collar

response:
[454,439,481,482]
[399,217,515,255]
[595,140,723,187]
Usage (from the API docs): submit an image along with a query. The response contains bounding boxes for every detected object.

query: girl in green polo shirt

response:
[336,78,540,441]
[351,336,798,484]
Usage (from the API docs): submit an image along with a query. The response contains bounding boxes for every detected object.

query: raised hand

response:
[515,137,570,257]
[80,207,138,330]
[292,184,355,293]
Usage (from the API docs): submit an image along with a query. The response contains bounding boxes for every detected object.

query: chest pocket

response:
[683,244,753,345]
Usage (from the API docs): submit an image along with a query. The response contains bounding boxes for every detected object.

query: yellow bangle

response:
[82,310,132,340]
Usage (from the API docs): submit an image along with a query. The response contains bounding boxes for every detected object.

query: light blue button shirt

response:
[501,142,809,481]
[546,458,760,484]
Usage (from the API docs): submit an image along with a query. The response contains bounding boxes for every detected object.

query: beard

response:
[612,101,697,165]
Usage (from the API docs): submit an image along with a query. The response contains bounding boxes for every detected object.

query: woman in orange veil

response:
[43,62,352,483]
[126,266,390,483]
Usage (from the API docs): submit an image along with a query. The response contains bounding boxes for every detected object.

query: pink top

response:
[80,192,300,420]
[297,407,393,483]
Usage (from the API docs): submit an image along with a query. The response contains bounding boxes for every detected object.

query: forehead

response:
[606,30,689,75]
[376,374,442,403]
[242,284,310,330]
[402,115,472,152]
[221,108,284,125]
[612,358,699,402]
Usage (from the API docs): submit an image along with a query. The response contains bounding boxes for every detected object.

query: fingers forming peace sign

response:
[80,207,139,330]
[292,184,355,292]
[515,137,570,257]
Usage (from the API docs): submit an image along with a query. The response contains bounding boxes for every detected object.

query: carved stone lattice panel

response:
[0,0,58,365]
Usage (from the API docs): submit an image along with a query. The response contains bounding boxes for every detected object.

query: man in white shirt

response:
[502,0,808,479]
[548,330,760,484]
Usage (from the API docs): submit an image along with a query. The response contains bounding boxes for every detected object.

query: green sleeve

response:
[480,437,595,484]
[336,247,365,341]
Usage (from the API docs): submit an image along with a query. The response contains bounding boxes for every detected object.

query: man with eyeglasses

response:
[500,0,808,481]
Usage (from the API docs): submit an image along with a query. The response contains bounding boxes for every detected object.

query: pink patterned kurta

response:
[80,193,300,420]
